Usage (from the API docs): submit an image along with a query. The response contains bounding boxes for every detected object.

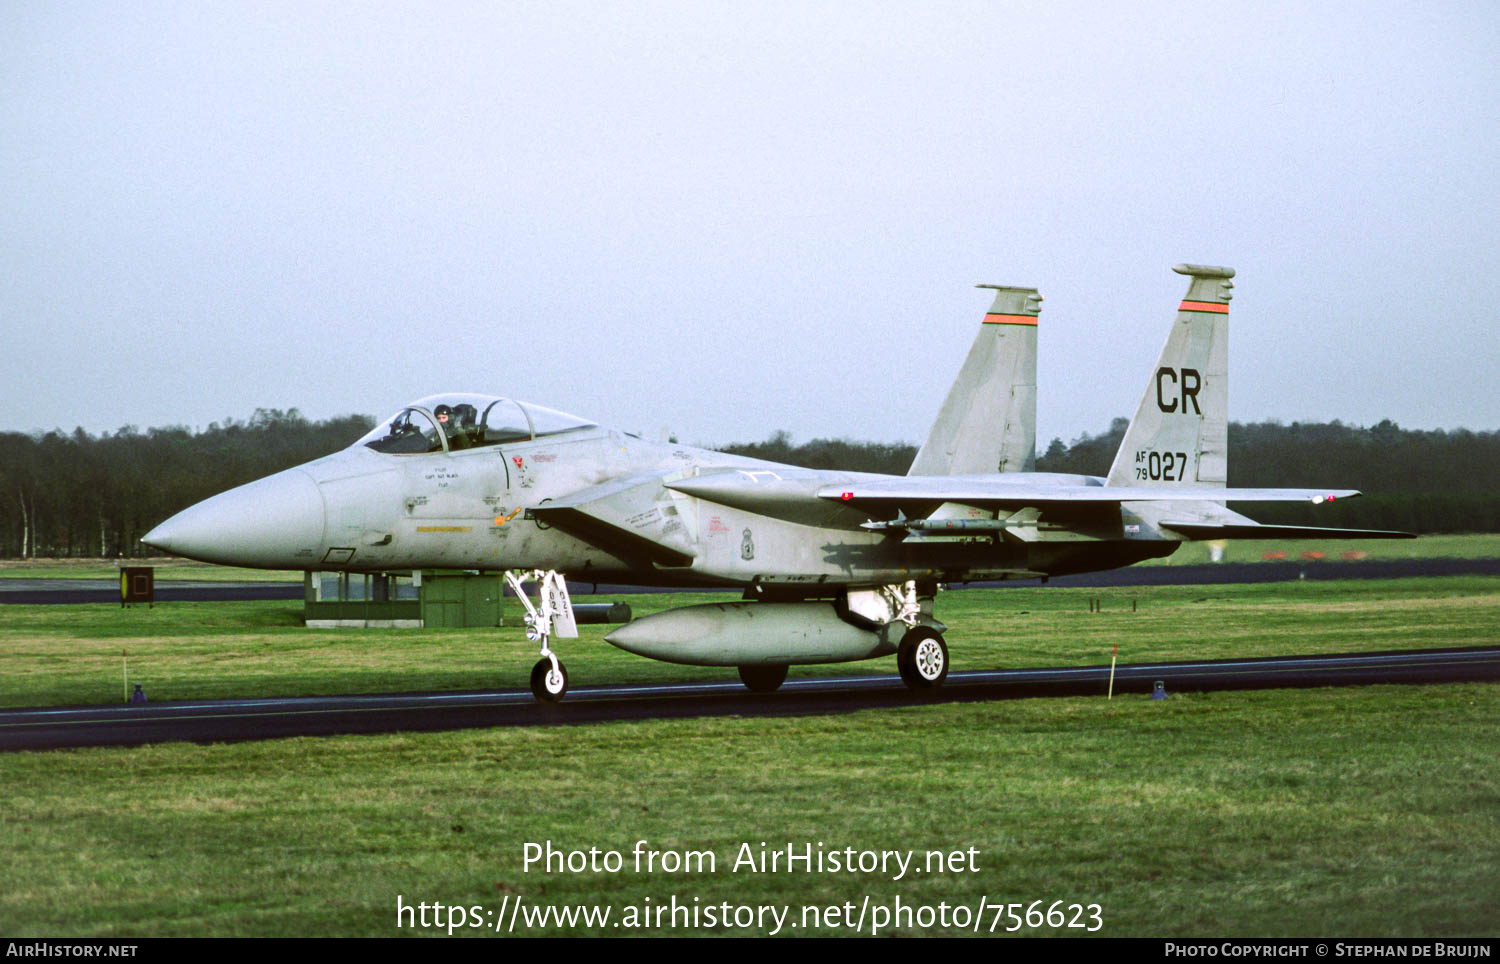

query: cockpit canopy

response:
[356,394,597,455]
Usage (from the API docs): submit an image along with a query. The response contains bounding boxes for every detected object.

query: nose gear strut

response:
[504,569,578,702]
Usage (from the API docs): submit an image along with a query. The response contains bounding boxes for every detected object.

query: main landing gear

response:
[846,581,949,693]
[897,626,949,689]
[504,569,578,703]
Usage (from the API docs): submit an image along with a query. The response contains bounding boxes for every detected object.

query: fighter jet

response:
[143,264,1411,702]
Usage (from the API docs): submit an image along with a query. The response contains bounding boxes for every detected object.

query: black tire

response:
[897,627,948,690]
[738,664,789,693]
[530,657,569,703]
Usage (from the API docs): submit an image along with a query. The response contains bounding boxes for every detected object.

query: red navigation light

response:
[840,491,854,501]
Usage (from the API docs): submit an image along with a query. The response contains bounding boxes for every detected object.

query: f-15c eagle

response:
[143,264,1410,702]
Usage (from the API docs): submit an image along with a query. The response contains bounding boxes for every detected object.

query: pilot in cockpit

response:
[439,403,479,450]
[433,404,469,450]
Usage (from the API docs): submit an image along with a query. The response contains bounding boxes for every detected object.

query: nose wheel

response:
[897,627,949,690]
[530,656,569,703]
[506,570,579,703]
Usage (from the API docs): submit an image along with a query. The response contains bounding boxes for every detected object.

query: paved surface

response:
[0,579,300,603]
[3,646,1495,751]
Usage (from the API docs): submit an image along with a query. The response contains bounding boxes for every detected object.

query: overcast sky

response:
[4,1,1496,451]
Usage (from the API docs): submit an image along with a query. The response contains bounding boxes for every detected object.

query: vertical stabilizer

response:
[908,285,1040,476]
[1106,264,1234,487]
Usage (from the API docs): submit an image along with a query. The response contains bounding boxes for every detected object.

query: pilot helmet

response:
[434,404,453,421]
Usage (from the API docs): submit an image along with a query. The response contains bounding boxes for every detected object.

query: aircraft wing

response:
[668,473,1411,539]
[814,479,1362,506]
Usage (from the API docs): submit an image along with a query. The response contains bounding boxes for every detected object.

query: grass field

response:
[0,685,1495,937]
[0,578,1496,937]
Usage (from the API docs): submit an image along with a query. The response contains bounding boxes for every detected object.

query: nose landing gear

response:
[505,570,577,703]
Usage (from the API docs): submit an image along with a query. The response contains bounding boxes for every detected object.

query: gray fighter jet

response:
[143,265,1410,702]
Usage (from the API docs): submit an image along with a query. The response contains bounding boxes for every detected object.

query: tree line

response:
[1,413,1495,558]
[0,410,372,559]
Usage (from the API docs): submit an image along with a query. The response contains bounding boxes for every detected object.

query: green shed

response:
[303,570,503,629]
[417,571,503,628]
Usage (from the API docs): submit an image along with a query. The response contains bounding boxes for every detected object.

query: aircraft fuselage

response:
[143,424,1173,592]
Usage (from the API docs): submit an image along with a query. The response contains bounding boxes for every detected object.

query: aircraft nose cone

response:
[142,468,325,568]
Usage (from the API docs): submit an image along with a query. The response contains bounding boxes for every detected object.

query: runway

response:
[3,646,1496,751]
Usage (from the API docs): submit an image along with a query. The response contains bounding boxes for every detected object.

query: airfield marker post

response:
[1108,643,1118,700]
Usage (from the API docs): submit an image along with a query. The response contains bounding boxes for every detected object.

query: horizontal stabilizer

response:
[1160,523,1416,540]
